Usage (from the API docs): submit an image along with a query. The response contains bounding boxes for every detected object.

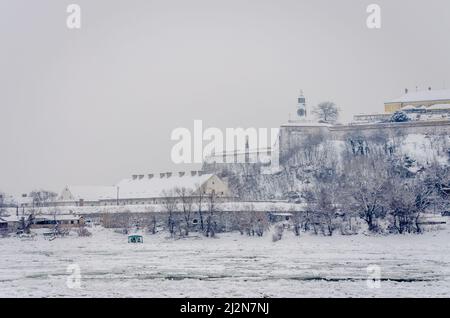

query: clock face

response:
[297,108,306,117]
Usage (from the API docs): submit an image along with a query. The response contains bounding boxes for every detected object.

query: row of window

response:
[81,194,226,207]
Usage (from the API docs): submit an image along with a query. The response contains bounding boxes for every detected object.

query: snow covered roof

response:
[0,194,32,206]
[0,215,22,223]
[60,185,117,202]
[34,214,82,221]
[57,173,223,203]
[428,103,450,110]
[115,173,214,199]
[386,89,450,104]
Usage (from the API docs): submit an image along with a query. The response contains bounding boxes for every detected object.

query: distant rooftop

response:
[59,172,215,202]
[386,89,450,104]
[115,173,214,199]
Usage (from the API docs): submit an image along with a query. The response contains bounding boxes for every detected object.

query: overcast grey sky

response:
[1,0,449,195]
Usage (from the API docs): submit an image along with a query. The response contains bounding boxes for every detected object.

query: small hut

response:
[128,234,143,243]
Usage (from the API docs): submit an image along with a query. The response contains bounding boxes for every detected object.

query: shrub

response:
[390,111,410,123]
[272,224,284,242]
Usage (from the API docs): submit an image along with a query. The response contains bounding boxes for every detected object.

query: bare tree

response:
[29,190,57,207]
[312,101,339,123]
[252,210,269,237]
[102,211,131,232]
[387,175,435,234]
[161,190,178,237]
[144,206,158,234]
[306,183,340,236]
[342,157,389,233]
[194,184,206,232]
[77,223,92,237]
[204,191,218,237]
[233,205,269,237]
[0,192,6,216]
[175,187,194,236]
[425,162,450,207]
[18,214,34,234]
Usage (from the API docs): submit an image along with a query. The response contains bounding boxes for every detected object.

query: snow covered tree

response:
[312,101,339,123]
[306,180,341,236]
[342,157,390,233]
[272,224,284,242]
[386,176,433,234]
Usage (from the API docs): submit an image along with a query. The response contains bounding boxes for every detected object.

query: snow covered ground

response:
[1,223,450,298]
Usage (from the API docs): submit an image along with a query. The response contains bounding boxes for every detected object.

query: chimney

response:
[160,173,166,178]
[148,174,154,179]
[166,172,172,178]
[178,172,185,177]
[191,171,197,176]
[405,88,409,94]
[138,175,144,180]
[132,174,138,180]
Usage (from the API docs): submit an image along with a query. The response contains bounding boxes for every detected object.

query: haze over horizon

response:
[1,0,450,195]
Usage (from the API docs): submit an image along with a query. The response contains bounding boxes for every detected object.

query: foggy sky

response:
[1,0,450,195]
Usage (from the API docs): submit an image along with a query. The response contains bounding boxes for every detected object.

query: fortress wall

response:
[279,120,450,161]
[329,120,450,140]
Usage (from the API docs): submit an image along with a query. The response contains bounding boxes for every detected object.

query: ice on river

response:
[1,224,450,298]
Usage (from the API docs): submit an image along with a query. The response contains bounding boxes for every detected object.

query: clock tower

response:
[297,90,307,118]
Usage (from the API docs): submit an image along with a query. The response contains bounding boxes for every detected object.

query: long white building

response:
[56,171,231,207]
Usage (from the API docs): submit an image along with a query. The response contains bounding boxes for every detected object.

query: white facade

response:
[56,172,231,207]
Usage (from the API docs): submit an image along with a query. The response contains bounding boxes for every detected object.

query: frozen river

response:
[1,225,450,297]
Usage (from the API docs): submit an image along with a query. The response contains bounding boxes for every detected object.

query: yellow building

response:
[385,88,450,113]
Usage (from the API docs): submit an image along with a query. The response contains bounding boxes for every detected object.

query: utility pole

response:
[116,186,120,206]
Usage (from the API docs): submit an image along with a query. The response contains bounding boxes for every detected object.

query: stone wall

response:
[279,120,450,164]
